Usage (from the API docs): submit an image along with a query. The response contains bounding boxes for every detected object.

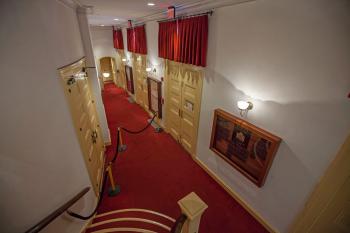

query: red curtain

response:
[113,28,124,50]
[127,25,147,54]
[158,15,208,67]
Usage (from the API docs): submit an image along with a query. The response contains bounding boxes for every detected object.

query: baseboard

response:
[193,157,279,233]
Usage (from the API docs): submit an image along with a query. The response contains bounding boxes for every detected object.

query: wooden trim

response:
[193,157,278,233]
[147,77,162,118]
[95,208,175,222]
[289,134,350,233]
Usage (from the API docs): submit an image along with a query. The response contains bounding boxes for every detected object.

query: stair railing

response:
[24,187,90,233]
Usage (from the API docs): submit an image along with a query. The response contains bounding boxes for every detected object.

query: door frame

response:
[289,134,350,232]
[58,57,105,196]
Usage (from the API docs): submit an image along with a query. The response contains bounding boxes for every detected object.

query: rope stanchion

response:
[120,113,157,134]
[67,112,160,220]
[107,163,120,196]
[118,128,127,152]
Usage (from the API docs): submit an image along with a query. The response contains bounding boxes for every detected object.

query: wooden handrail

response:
[25,187,91,233]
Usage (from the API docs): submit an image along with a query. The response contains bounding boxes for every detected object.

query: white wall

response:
[77,9,111,144]
[90,26,118,74]
[197,0,350,232]
[0,1,96,232]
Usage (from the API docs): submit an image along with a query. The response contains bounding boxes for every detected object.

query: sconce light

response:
[237,100,253,117]
[146,67,152,72]
[102,72,110,78]
[137,56,141,61]
[122,58,127,62]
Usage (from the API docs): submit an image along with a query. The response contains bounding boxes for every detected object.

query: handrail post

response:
[177,192,208,233]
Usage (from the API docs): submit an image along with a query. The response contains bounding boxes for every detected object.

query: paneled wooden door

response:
[133,54,148,110]
[166,62,182,142]
[58,58,104,195]
[180,67,203,154]
[116,50,126,89]
[165,61,203,156]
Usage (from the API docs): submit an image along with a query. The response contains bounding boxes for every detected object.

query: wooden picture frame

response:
[210,109,281,187]
[125,65,134,94]
[147,77,162,118]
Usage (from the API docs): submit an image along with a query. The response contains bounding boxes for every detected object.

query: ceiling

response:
[77,0,201,26]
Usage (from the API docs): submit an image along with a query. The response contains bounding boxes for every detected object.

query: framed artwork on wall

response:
[125,65,134,94]
[210,109,281,187]
[147,77,162,118]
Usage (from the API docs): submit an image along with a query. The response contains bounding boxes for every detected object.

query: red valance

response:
[158,15,208,67]
[127,25,147,54]
[113,28,124,50]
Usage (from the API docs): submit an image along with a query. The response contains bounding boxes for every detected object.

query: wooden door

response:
[111,58,117,85]
[166,62,183,142]
[180,68,203,155]
[290,134,350,233]
[58,58,104,195]
[134,55,144,106]
[116,50,126,89]
[134,54,148,110]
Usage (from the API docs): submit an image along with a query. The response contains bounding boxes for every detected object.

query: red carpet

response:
[94,83,268,233]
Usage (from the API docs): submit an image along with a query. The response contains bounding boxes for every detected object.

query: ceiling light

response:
[113,18,119,21]
[100,24,105,26]
[147,3,155,6]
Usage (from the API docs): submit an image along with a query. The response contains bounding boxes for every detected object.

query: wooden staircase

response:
[85,208,175,233]
[84,192,208,233]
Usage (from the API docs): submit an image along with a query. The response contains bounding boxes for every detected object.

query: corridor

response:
[89,83,268,233]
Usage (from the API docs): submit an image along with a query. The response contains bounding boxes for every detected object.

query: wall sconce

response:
[102,72,110,78]
[122,58,127,62]
[146,67,152,72]
[237,100,253,117]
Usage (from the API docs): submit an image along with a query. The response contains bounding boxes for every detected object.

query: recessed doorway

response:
[99,57,116,84]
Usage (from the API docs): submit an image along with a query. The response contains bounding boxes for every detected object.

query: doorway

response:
[99,57,116,85]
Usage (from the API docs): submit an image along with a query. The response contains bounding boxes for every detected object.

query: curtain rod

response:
[157,10,213,23]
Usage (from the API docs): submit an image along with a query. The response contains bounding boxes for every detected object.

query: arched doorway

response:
[99,57,116,85]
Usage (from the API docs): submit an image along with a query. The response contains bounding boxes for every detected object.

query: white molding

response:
[114,0,256,28]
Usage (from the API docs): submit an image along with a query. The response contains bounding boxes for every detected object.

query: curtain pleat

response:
[158,15,208,67]
[113,28,124,50]
[126,25,147,54]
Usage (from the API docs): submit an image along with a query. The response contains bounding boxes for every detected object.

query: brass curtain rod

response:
[157,10,213,23]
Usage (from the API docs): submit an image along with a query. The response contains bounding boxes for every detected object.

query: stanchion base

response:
[118,144,127,152]
[155,127,162,133]
[108,185,121,197]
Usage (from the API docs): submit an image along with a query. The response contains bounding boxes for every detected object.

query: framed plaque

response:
[210,109,281,187]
